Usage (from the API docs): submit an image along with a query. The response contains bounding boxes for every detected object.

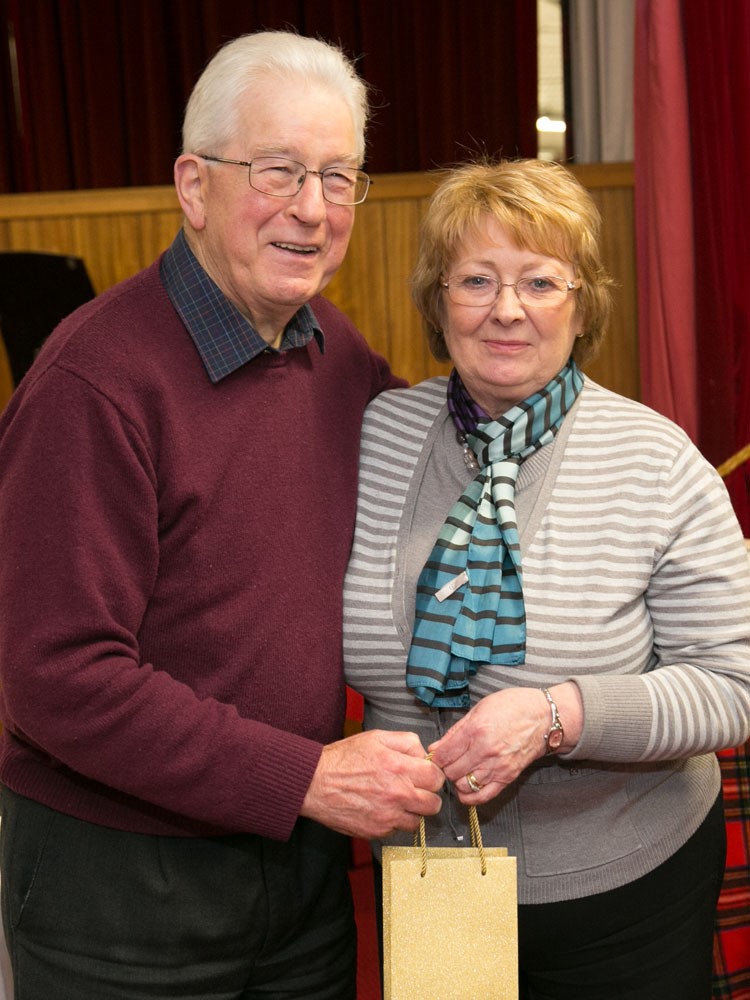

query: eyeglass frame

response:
[197,154,372,206]
[440,273,582,308]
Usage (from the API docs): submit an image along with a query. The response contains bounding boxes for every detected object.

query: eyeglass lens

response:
[445,275,573,307]
[249,157,369,205]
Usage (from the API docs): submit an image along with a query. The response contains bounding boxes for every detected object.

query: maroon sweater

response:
[0,259,402,839]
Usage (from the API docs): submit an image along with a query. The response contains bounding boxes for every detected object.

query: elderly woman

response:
[343,159,750,999]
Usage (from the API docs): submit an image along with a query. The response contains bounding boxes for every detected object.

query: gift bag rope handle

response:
[413,807,486,877]
[416,754,487,877]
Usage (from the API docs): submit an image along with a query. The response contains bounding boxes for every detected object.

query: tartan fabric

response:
[406,362,583,708]
[713,741,750,1000]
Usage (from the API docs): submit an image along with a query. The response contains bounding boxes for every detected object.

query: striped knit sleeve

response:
[566,388,750,762]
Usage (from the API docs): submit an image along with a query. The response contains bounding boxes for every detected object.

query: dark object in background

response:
[0,251,95,386]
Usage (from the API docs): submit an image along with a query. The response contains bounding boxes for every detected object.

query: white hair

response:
[182,30,369,162]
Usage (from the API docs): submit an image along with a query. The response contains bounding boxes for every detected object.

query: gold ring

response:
[466,772,483,792]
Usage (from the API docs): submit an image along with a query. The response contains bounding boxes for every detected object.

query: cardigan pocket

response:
[518,764,642,877]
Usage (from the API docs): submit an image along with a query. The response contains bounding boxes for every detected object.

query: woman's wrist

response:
[541,681,583,755]
[540,687,564,754]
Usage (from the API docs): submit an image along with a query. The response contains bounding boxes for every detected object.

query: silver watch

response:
[541,687,564,754]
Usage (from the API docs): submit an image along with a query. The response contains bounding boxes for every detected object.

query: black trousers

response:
[374,791,726,1000]
[0,789,356,1000]
[516,792,726,999]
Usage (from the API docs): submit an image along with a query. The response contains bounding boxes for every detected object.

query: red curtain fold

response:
[681,0,750,533]
[633,0,696,442]
[0,0,537,193]
[635,0,750,533]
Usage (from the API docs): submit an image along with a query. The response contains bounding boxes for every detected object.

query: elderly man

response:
[0,31,443,1000]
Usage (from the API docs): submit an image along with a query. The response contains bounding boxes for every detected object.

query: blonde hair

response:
[411,159,615,366]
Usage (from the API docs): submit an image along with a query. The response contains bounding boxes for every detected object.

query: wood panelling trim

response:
[0,164,634,219]
[569,162,634,189]
[0,186,179,219]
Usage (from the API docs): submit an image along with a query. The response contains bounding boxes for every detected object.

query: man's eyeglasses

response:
[441,274,582,309]
[198,154,371,206]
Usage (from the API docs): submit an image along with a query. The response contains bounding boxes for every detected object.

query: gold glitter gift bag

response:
[382,806,518,1000]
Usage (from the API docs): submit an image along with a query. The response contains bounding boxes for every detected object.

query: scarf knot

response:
[406,362,583,708]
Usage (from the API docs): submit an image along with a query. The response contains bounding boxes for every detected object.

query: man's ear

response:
[174,154,208,231]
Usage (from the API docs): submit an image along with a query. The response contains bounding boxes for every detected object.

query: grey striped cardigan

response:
[343,376,750,903]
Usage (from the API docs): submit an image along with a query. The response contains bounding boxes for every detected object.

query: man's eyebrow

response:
[254,146,361,166]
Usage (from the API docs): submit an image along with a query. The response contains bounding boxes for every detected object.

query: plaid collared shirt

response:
[159,229,324,383]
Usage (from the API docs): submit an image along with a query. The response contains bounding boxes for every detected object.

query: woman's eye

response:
[525,276,558,293]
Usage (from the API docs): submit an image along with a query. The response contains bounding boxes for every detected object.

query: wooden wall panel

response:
[581,184,639,401]
[325,199,390,360]
[0,165,637,410]
[325,174,449,385]
[331,197,446,385]
[0,187,182,298]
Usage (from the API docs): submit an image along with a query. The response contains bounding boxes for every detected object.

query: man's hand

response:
[300,729,444,838]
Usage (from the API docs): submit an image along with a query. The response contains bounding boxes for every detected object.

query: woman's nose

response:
[490,283,526,322]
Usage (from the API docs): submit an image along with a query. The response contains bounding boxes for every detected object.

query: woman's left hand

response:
[427,682,583,804]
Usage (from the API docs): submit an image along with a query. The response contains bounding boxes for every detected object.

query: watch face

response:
[547,727,564,750]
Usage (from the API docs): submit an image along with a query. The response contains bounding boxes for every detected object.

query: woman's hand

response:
[427,682,583,804]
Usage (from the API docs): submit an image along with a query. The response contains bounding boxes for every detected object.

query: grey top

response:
[343,377,750,904]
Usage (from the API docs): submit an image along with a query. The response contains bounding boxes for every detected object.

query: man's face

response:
[185,78,359,344]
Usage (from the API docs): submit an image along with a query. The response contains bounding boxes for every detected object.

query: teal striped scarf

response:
[406,361,584,708]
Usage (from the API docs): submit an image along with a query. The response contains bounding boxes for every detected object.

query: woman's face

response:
[442,217,582,417]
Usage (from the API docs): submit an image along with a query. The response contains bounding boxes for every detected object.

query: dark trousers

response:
[374,792,726,1000]
[0,789,356,1000]
[517,792,726,999]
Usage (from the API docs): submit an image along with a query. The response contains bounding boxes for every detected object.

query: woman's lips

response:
[484,339,528,352]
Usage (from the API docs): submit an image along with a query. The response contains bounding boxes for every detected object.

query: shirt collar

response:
[159,229,325,383]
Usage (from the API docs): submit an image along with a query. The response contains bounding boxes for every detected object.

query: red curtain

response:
[682,0,750,533]
[0,0,538,193]
[633,0,696,442]
[635,0,750,534]
[636,9,750,995]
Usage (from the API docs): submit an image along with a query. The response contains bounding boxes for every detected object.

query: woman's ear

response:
[174,154,208,231]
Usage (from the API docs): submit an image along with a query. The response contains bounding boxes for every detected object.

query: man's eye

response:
[324,171,355,189]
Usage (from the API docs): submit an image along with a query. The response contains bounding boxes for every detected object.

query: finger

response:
[409,789,443,818]
[373,740,445,791]
[430,748,477,785]
[454,784,495,807]
[464,771,484,794]
[403,756,446,794]
[373,729,429,757]
[427,726,472,768]
[351,732,444,796]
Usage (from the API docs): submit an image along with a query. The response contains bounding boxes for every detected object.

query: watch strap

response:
[541,687,564,755]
